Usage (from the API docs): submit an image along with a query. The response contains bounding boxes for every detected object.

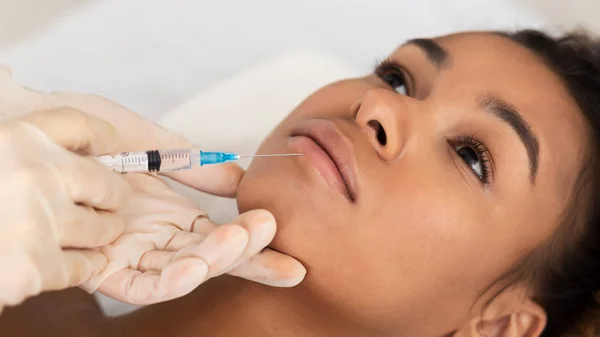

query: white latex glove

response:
[0,66,306,305]
[82,173,305,305]
[0,108,130,311]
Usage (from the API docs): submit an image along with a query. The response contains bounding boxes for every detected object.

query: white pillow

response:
[159,49,360,153]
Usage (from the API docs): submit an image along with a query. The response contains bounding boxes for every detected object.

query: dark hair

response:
[497,29,600,337]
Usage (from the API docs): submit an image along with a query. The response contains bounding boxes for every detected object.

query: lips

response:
[289,120,358,202]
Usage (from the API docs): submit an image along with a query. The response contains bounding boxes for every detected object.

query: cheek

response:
[334,180,517,330]
[356,181,480,293]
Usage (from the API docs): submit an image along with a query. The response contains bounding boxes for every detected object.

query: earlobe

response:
[515,313,537,336]
[456,287,547,337]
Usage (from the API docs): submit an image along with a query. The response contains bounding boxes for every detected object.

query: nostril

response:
[367,120,387,146]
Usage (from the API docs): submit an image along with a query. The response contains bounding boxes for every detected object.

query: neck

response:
[195,276,378,336]
[124,276,377,337]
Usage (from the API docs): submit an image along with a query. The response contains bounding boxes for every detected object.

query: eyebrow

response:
[405,38,449,68]
[477,95,540,184]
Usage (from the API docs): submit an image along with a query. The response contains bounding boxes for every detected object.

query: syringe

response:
[96,148,302,173]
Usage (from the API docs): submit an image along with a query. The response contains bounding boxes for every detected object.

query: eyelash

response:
[374,59,493,184]
[374,58,410,96]
[451,135,493,184]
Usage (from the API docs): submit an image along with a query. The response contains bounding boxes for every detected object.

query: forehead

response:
[394,32,588,212]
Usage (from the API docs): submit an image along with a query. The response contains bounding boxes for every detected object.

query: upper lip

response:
[291,120,359,202]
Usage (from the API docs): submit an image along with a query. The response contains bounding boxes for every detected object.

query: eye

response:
[375,59,409,95]
[456,145,484,179]
[452,136,492,184]
[382,72,407,95]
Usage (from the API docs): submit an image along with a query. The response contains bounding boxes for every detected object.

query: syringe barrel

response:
[97,148,196,173]
[156,148,196,172]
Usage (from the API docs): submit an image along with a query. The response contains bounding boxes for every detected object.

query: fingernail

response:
[238,210,276,244]
[170,258,209,291]
[239,210,276,230]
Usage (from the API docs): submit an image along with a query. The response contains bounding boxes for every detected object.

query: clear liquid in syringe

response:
[158,149,193,171]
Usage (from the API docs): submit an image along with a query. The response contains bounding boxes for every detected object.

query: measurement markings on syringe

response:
[161,152,192,167]
[120,153,148,171]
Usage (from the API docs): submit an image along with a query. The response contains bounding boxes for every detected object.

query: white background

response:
[0,0,599,121]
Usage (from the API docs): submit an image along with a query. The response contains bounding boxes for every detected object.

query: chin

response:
[236,168,313,261]
[236,149,353,269]
[237,170,292,252]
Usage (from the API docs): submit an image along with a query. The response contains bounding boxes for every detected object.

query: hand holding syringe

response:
[96,148,302,173]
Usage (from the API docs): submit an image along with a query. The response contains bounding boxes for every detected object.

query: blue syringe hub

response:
[199,151,240,166]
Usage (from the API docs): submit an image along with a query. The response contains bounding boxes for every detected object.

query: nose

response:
[355,88,418,162]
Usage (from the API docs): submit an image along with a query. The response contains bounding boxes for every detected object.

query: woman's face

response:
[237,32,588,334]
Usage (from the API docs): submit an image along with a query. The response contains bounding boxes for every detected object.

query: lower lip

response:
[288,136,351,200]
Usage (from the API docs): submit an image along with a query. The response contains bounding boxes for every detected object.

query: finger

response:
[60,206,125,248]
[47,250,107,290]
[137,251,175,272]
[60,154,130,211]
[21,107,121,155]
[138,229,213,271]
[174,224,249,279]
[98,258,209,305]
[139,224,248,275]
[163,232,205,251]
[161,161,244,197]
[52,91,190,150]
[190,215,217,234]
[228,248,307,287]
[222,210,276,273]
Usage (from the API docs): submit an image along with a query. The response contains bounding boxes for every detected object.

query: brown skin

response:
[0,288,107,337]
[0,32,589,337]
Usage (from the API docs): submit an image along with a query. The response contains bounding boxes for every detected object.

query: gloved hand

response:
[0,108,130,311]
[0,66,306,305]
[60,96,307,304]
[82,173,302,305]
[51,92,306,304]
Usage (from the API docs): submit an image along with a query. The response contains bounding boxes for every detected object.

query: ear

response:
[454,286,547,337]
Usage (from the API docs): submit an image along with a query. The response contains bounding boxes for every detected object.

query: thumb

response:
[161,160,245,198]
[143,119,245,197]
[48,251,107,291]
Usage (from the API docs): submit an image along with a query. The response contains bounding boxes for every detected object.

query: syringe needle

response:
[239,153,303,158]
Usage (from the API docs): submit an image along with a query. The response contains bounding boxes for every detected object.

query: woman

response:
[2,28,600,337]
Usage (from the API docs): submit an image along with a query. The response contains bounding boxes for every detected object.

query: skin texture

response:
[0,32,590,337]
